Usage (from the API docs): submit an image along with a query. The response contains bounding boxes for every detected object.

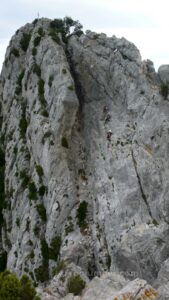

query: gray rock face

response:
[158,64,169,83]
[37,271,158,300]
[0,17,169,298]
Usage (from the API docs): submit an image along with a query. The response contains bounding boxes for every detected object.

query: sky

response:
[0,0,169,71]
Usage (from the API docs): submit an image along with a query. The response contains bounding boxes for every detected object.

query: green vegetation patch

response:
[38,79,46,106]
[34,36,41,47]
[36,165,43,177]
[76,201,88,228]
[0,270,40,300]
[19,117,28,138]
[34,239,49,282]
[49,236,61,261]
[20,33,31,52]
[20,170,30,189]
[36,204,46,221]
[67,274,85,296]
[53,259,67,275]
[48,75,54,87]
[28,182,37,200]
[10,48,20,57]
[32,47,37,56]
[38,27,45,37]
[32,63,41,77]
[61,136,68,148]
[15,70,25,95]
[160,82,169,99]
[38,185,47,197]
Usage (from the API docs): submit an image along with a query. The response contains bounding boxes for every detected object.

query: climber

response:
[103,105,108,114]
[105,113,111,124]
[107,129,112,141]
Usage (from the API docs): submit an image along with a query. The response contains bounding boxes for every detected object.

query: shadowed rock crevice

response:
[131,149,153,219]
[64,47,85,110]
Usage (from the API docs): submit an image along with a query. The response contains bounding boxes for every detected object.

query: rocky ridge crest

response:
[0,17,169,299]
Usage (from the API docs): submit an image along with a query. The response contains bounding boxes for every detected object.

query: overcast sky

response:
[0,0,169,71]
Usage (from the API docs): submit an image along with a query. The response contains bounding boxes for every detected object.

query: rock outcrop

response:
[37,271,158,300]
[0,17,169,298]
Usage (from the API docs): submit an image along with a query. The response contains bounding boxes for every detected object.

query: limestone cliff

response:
[0,17,169,299]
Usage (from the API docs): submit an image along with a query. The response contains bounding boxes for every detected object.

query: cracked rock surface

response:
[0,18,168,298]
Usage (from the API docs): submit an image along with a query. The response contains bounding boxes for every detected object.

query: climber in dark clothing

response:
[107,130,112,141]
[105,113,111,124]
[103,105,108,113]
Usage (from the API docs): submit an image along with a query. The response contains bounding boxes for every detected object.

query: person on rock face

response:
[105,113,111,124]
[103,105,108,113]
[107,129,112,141]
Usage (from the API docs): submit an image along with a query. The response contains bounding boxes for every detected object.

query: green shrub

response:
[43,131,51,138]
[34,239,49,282]
[152,218,159,226]
[10,48,20,57]
[67,274,85,295]
[48,75,54,87]
[38,27,45,37]
[36,204,46,221]
[32,47,37,56]
[16,218,20,227]
[34,265,48,283]
[48,29,60,44]
[15,70,25,95]
[17,70,25,86]
[20,171,30,189]
[20,274,36,300]
[34,36,41,47]
[19,117,28,138]
[65,222,74,235]
[20,33,31,52]
[38,79,46,106]
[50,19,65,31]
[0,271,21,300]
[49,17,83,43]
[0,270,41,300]
[61,136,68,148]
[32,18,38,25]
[32,64,41,77]
[25,151,31,161]
[53,260,67,275]
[68,85,74,91]
[41,239,48,261]
[160,82,169,99]
[33,225,40,237]
[28,182,37,200]
[49,236,61,261]
[106,253,111,269]
[36,165,43,177]
[38,185,46,197]
[76,201,88,228]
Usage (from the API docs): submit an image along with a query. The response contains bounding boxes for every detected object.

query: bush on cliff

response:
[0,270,41,300]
